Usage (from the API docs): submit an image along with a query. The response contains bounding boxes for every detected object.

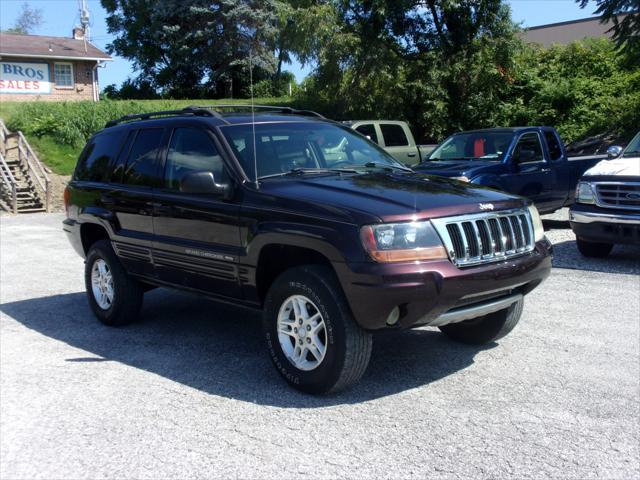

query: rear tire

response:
[439,298,524,345]
[85,239,143,327]
[262,265,372,394]
[576,237,613,258]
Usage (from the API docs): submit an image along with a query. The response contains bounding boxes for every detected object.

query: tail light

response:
[63,186,70,216]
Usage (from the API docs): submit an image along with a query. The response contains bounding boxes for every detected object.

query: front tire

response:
[262,265,372,394]
[439,298,524,345]
[576,237,613,258]
[85,240,143,327]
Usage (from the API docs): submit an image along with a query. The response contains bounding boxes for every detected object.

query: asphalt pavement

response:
[1,212,638,479]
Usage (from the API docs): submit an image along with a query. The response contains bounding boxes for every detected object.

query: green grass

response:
[0,98,296,175]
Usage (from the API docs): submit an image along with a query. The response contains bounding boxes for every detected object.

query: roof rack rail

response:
[190,104,326,119]
[104,106,227,128]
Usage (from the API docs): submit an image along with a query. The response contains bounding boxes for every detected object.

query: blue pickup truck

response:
[413,127,604,214]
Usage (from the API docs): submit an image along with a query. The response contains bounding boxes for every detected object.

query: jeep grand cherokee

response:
[63,106,552,394]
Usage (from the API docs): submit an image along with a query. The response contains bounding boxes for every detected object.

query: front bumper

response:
[570,204,640,245]
[336,238,553,330]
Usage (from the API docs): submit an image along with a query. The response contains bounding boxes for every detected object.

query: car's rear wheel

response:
[439,298,524,345]
[262,265,372,394]
[85,239,143,327]
[576,237,613,258]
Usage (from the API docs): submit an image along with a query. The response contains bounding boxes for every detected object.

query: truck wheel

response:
[439,298,524,345]
[85,240,143,327]
[576,237,613,258]
[262,265,372,394]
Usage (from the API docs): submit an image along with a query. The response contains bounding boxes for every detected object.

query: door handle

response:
[100,195,115,205]
[148,201,171,215]
[407,152,417,157]
[540,168,551,173]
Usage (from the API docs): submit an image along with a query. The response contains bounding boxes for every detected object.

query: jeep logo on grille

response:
[478,203,495,211]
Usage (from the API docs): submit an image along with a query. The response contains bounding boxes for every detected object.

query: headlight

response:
[576,181,596,204]
[360,221,447,262]
[527,205,545,242]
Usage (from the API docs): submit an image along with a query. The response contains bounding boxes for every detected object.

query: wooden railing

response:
[15,131,51,212]
[0,151,18,214]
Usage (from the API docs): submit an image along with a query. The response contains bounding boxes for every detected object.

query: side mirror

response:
[515,149,536,164]
[607,145,623,159]
[180,171,232,198]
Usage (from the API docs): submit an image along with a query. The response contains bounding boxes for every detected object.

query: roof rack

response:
[190,104,325,119]
[104,106,227,128]
[103,104,325,129]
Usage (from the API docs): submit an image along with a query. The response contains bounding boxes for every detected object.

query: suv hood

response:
[413,160,500,178]
[259,172,525,223]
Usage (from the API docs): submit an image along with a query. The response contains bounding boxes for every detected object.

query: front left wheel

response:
[262,265,372,394]
[85,239,144,327]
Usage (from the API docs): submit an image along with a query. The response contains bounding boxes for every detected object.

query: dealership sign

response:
[0,61,51,94]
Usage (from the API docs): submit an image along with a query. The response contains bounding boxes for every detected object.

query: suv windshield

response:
[220,122,407,179]
[429,132,514,162]
[622,131,640,157]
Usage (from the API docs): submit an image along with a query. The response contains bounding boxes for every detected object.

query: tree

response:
[4,2,43,34]
[297,0,523,140]
[101,0,279,98]
[577,0,640,59]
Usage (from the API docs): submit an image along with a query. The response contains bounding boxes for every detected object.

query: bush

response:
[4,98,294,148]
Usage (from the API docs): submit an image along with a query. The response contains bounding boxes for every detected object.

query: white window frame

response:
[54,62,74,89]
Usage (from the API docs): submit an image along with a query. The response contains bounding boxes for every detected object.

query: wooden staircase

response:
[0,119,50,214]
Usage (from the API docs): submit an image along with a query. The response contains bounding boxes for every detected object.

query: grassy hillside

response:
[0,98,295,175]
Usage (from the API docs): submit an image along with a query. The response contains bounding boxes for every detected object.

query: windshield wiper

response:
[623,150,640,156]
[362,162,413,172]
[258,167,359,180]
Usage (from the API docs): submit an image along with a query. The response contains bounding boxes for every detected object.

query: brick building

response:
[0,29,111,102]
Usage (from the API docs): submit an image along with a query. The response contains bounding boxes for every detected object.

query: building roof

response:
[0,32,111,62]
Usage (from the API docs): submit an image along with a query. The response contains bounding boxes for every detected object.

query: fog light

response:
[386,306,400,326]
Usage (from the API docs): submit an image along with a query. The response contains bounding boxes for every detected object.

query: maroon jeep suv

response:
[63,106,552,394]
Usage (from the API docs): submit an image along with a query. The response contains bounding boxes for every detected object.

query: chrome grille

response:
[595,182,640,211]
[431,209,535,267]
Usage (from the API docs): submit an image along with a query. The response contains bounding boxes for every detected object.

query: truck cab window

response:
[514,133,544,163]
[165,128,227,190]
[355,124,379,144]
[380,124,409,147]
[544,131,563,161]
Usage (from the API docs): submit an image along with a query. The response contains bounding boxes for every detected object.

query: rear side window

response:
[164,128,227,190]
[122,128,164,187]
[380,124,409,147]
[355,124,379,144]
[544,131,563,161]
[74,130,125,182]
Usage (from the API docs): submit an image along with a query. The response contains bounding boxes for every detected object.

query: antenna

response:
[79,0,90,39]
[249,49,259,189]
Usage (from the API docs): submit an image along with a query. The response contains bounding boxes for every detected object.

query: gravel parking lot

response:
[1,211,639,479]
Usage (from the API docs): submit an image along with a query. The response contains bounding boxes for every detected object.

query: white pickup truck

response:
[570,130,640,257]
[343,120,437,165]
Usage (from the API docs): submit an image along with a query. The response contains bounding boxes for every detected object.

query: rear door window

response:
[74,130,126,182]
[355,124,379,144]
[121,128,165,187]
[380,124,409,147]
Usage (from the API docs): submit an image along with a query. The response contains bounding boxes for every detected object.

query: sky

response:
[0,0,602,89]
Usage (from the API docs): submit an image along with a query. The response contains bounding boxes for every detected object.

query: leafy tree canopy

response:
[101,0,279,97]
[3,2,43,35]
